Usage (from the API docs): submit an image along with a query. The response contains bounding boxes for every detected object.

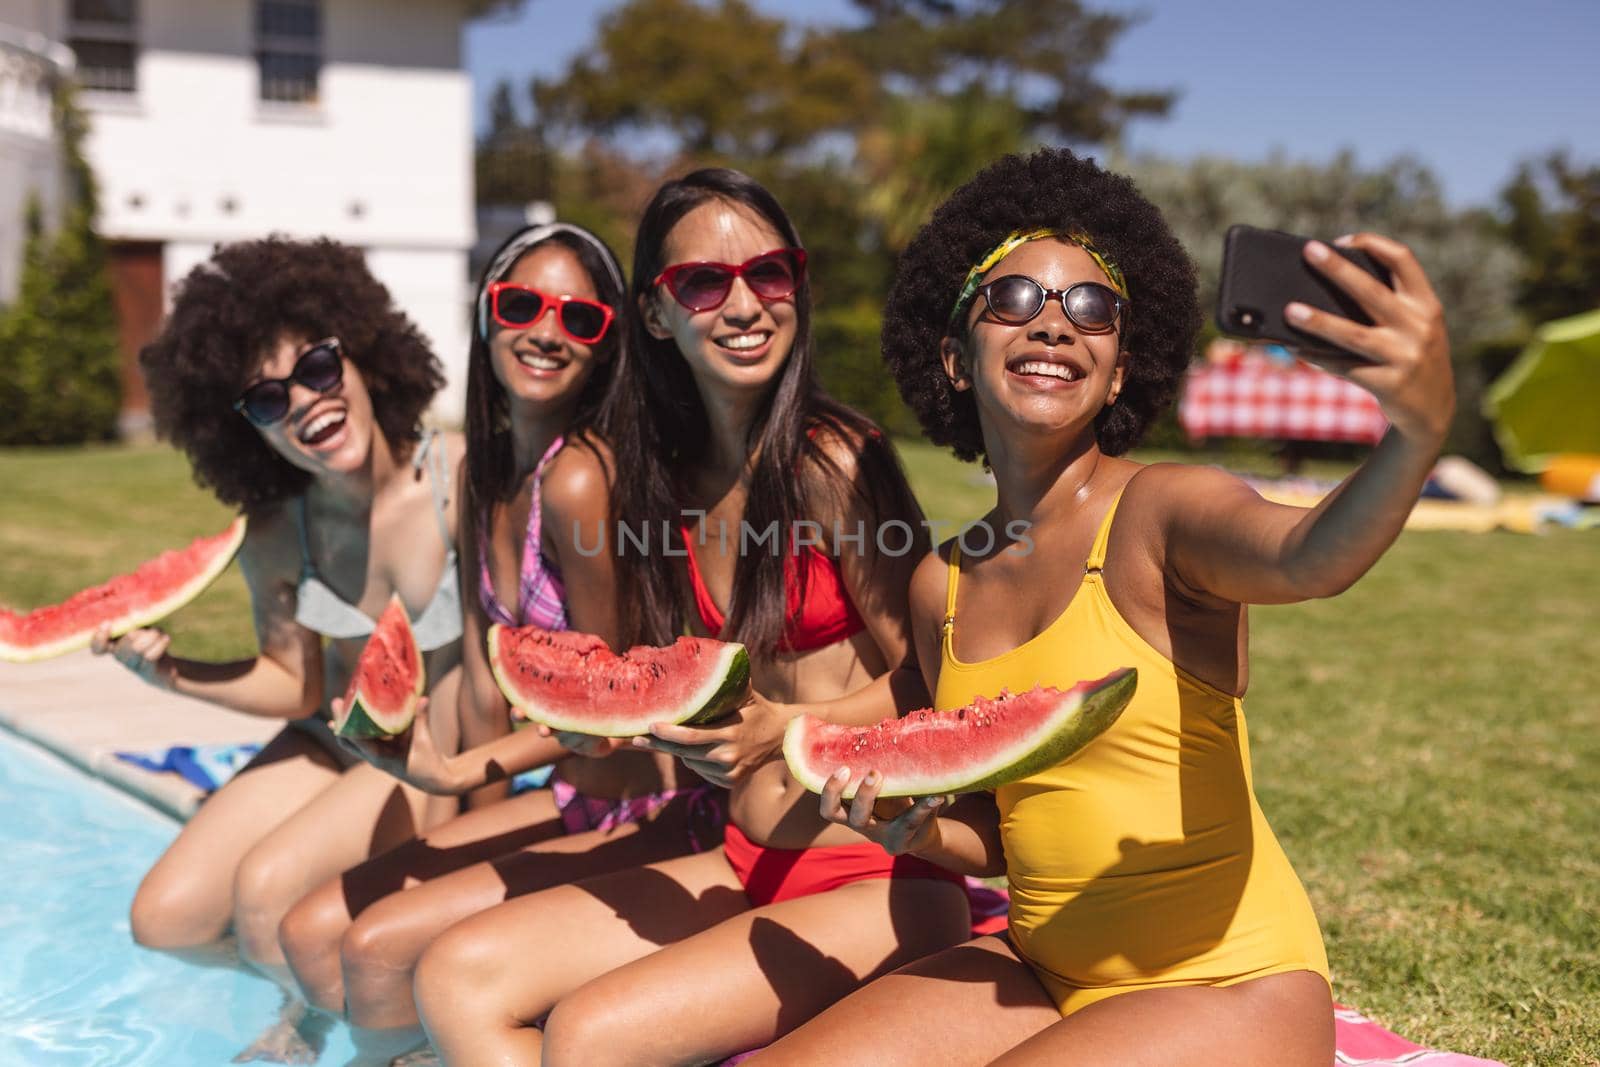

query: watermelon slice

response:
[783,668,1138,798]
[0,517,247,663]
[487,624,751,737]
[334,594,424,739]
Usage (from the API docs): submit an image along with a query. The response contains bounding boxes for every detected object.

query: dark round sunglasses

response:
[488,283,615,344]
[977,276,1127,334]
[652,248,806,313]
[233,338,344,427]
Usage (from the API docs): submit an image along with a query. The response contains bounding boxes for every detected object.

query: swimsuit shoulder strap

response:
[1085,487,1129,575]
[416,430,453,554]
[942,541,963,639]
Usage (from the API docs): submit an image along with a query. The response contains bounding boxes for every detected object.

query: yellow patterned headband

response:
[947,228,1129,328]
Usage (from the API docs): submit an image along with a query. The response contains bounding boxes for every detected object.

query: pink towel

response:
[1332,1004,1506,1066]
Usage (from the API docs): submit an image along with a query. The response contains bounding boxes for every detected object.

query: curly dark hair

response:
[882,148,1201,461]
[140,237,445,514]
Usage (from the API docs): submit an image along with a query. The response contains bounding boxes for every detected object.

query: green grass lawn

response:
[3,441,1597,1063]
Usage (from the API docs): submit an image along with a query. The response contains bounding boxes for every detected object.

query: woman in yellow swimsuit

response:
[753,149,1455,1065]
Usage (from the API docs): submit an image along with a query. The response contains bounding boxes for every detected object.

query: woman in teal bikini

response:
[95,236,467,1061]
[276,223,721,1064]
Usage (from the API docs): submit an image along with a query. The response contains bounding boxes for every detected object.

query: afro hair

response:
[139,237,444,514]
[881,148,1201,461]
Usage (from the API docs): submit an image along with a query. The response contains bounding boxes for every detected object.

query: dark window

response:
[69,0,138,94]
[256,0,321,104]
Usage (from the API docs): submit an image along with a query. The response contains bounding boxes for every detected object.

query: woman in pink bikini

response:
[412,169,977,1067]
[276,223,720,1064]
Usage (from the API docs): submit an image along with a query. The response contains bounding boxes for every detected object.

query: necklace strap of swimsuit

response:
[521,435,565,588]
[293,496,316,577]
[942,542,963,638]
[416,430,453,553]
[1085,488,1128,574]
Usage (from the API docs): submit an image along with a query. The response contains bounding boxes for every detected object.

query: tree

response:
[845,0,1173,144]
[1500,153,1600,327]
[531,0,875,160]
[1124,151,1524,466]
[0,85,120,445]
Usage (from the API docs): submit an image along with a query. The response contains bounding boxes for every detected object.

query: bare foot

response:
[388,1048,440,1066]
[231,994,330,1065]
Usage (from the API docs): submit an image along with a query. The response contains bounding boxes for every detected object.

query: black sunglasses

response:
[977,276,1126,334]
[233,338,344,426]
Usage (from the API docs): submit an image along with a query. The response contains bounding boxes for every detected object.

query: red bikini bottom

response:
[721,822,1006,936]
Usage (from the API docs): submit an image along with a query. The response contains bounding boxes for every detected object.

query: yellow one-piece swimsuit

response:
[935,488,1330,1016]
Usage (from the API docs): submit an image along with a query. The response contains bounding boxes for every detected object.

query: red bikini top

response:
[678,524,866,653]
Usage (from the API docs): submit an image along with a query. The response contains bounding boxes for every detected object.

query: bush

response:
[0,87,120,446]
[812,299,916,436]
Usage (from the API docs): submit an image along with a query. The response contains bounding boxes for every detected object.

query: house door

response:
[107,241,163,439]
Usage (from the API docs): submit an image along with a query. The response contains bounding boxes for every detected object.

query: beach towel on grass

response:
[114,742,261,793]
[719,1000,1508,1065]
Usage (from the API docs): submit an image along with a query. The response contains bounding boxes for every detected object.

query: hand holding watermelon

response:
[819,766,947,857]
[90,623,178,691]
[633,690,790,787]
[334,695,457,795]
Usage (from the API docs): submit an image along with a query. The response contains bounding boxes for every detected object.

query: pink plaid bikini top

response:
[478,435,568,631]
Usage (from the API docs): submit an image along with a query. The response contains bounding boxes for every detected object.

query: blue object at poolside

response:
[114,742,262,793]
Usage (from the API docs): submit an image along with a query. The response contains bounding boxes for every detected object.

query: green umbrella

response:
[1485,308,1600,472]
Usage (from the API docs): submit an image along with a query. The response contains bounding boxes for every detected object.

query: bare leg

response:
[540,876,971,1067]
[232,759,434,986]
[279,788,566,1015]
[130,725,343,959]
[228,761,437,1064]
[339,791,705,1060]
[751,934,1060,1067]
[986,970,1332,1067]
[413,848,750,1067]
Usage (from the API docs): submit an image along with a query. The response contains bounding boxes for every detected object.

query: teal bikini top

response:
[292,431,463,652]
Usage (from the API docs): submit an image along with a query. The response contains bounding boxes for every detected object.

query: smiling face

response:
[943,239,1128,444]
[246,333,375,476]
[489,243,612,416]
[643,198,800,397]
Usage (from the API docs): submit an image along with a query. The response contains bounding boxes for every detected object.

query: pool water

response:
[0,730,358,1066]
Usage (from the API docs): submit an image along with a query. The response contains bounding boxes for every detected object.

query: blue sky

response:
[464,0,1600,208]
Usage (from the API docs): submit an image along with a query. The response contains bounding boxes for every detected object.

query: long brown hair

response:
[604,168,921,656]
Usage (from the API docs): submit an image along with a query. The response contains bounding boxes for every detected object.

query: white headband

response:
[475,222,626,339]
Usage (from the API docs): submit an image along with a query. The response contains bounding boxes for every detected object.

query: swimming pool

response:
[0,730,358,1065]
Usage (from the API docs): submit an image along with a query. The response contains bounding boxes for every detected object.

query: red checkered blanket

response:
[1179,358,1388,444]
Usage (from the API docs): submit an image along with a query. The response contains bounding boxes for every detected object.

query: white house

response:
[0,22,72,306]
[5,0,497,434]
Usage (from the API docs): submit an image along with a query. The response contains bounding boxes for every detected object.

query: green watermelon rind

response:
[0,517,248,664]
[335,594,425,740]
[782,668,1139,799]
[488,626,751,738]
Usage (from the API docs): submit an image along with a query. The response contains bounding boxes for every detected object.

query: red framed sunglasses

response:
[488,283,615,344]
[651,248,807,312]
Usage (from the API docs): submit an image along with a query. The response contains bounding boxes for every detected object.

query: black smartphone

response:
[1215,224,1392,357]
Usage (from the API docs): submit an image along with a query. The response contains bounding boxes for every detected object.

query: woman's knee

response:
[412,921,510,1023]
[542,987,638,1067]
[339,904,422,995]
[129,865,231,949]
[278,885,351,1013]
[231,844,308,961]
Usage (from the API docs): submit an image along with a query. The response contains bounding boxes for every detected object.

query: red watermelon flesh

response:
[335,594,424,739]
[0,517,247,663]
[783,668,1138,798]
[488,624,751,737]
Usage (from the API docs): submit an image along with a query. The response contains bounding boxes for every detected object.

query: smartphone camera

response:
[1226,305,1263,335]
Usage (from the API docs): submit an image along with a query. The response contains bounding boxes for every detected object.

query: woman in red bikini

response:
[275,223,720,1064]
[412,169,975,1066]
